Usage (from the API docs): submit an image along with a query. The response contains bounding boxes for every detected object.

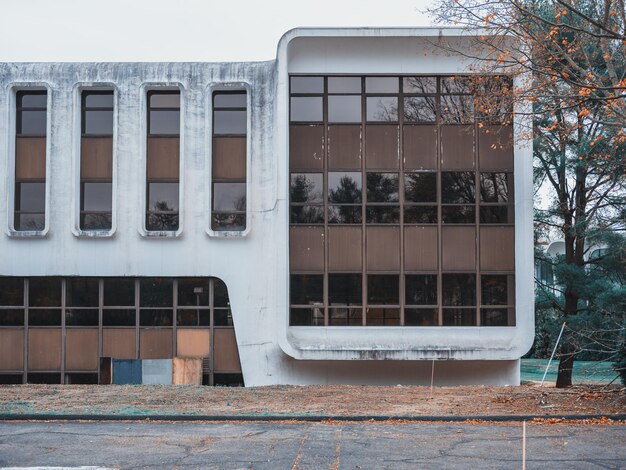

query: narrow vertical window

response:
[80,91,113,231]
[15,91,47,231]
[212,91,247,231]
[146,91,180,231]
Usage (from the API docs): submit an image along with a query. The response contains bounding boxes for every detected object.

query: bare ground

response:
[0,383,624,417]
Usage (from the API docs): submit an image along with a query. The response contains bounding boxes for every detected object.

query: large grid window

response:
[289,75,515,327]
[0,277,240,385]
[212,91,247,231]
[146,91,180,232]
[14,91,47,231]
[80,91,114,230]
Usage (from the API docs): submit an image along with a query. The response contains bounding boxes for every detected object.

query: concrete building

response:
[0,28,534,386]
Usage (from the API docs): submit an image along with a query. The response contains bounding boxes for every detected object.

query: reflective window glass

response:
[0,309,24,326]
[84,110,113,135]
[328,206,362,224]
[290,173,323,204]
[16,182,45,212]
[441,95,474,124]
[103,309,135,326]
[328,274,362,305]
[213,183,246,212]
[328,172,362,204]
[66,278,99,307]
[148,182,179,211]
[441,76,474,94]
[214,93,246,108]
[442,308,475,326]
[366,206,400,224]
[405,275,437,305]
[214,279,230,307]
[328,308,362,326]
[29,278,62,307]
[290,307,325,326]
[28,309,62,326]
[103,278,135,306]
[140,309,173,326]
[366,97,398,122]
[441,206,475,224]
[18,92,47,107]
[150,93,180,108]
[328,96,361,123]
[481,275,510,305]
[405,308,438,326]
[367,275,399,304]
[82,183,112,211]
[442,274,476,306]
[214,110,247,135]
[139,278,173,307]
[85,93,114,108]
[367,173,399,202]
[291,206,324,224]
[290,275,323,305]
[290,76,324,94]
[403,77,437,94]
[328,77,361,93]
[404,206,437,224]
[405,172,437,203]
[177,278,210,307]
[366,77,399,93]
[65,309,99,326]
[149,110,180,135]
[441,172,475,203]
[290,97,323,122]
[480,173,509,202]
[404,97,436,123]
[17,110,47,135]
[0,278,24,306]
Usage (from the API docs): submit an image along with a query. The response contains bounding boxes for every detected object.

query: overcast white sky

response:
[1,0,434,62]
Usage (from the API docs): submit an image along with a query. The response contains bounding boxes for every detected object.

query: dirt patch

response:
[0,383,623,417]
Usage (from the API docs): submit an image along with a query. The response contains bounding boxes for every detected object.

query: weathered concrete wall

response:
[0,28,533,386]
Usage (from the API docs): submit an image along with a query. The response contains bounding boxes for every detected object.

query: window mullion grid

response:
[474,103,481,327]
[399,76,405,326]
[361,76,367,326]
[436,77,443,326]
[322,77,329,326]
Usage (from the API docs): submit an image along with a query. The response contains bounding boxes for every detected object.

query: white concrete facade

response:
[0,28,533,386]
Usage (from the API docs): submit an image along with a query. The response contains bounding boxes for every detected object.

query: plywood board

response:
[172,357,203,385]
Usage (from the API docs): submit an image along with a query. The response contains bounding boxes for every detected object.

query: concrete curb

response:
[1,414,625,422]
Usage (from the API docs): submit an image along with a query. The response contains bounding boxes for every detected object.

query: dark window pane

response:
[290,275,323,305]
[441,76,474,94]
[29,278,61,307]
[148,182,179,211]
[84,110,113,135]
[214,309,233,326]
[212,213,246,231]
[290,97,323,122]
[27,373,61,384]
[366,97,398,122]
[404,97,436,123]
[328,308,362,326]
[441,172,475,203]
[15,214,45,231]
[481,275,510,305]
[366,206,400,224]
[367,173,399,202]
[405,172,437,202]
[442,274,476,306]
[367,275,399,305]
[82,183,112,211]
[150,93,180,108]
[214,279,230,307]
[442,308,475,326]
[16,182,45,212]
[480,206,510,224]
[290,76,324,94]
[140,309,173,326]
[213,183,246,212]
[0,374,23,384]
[149,110,180,135]
[0,278,24,306]
[81,213,112,231]
[480,173,509,202]
[65,373,99,384]
[328,274,362,305]
[214,93,246,108]
[441,95,474,124]
[140,278,173,307]
[84,93,113,108]
[366,307,400,326]
[290,205,324,224]
[17,110,47,135]
[481,308,512,326]
[290,307,324,326]
[405,308,438,326]
[65,309,99,326]
[290,173,322,203]
[214,110,247,135]
[147,213,179,231]
[328,77,361,93]
[177,278,210,307]
[328,96,361,123]
[328,206,362,224]
[442,206,475,224]
[103,278,135,306]
[403,77,437,94]
[66,278,99,307]
[103,309,135,326]
[366,77,398,93]
[404,206,438,224]
[328,172,361,204]
[18,92,47,107]
[28,309,61,326]
[0,309,24,326]
[405,275,437,305]
[176,309,210,327]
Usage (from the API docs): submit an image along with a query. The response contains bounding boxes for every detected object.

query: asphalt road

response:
[0,421,625,469]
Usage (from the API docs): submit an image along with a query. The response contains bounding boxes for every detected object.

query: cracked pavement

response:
[0,422,625,469]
